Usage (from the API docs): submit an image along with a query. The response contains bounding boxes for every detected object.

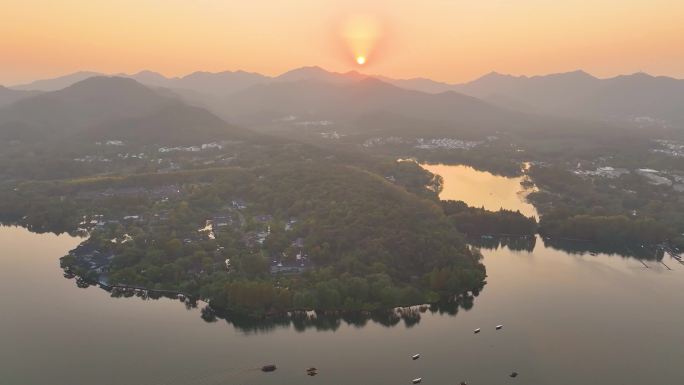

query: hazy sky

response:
[2,0,683,85]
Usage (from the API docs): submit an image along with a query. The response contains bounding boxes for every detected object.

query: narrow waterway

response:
[421,163,537,217]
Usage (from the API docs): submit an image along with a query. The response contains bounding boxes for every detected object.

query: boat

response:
[412,354,420,360]
[474,328,481,334]
[412,378,422,384]
[510,371,519,378]
[261,364,277,372]
[496,324,503,330]
[306,367,317,372]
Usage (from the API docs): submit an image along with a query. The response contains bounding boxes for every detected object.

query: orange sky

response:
[2,0,683,85]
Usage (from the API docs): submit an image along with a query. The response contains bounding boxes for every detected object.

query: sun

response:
[339,14,383,68]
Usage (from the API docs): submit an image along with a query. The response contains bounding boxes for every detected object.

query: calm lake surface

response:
[421,163,538,217]
[1,164,683,385]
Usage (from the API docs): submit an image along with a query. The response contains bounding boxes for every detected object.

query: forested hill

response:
[2,158,486,316]
[0,76,254,144]
[250,163,482,281]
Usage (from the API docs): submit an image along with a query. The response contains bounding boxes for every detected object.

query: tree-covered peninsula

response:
[2,157,486,317]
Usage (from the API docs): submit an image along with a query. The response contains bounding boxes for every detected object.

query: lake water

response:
[1,164,683,385]
[421,163,538,217]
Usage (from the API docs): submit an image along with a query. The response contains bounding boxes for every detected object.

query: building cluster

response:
[73,141,237,175]
[94,140,125,146]
[65,187,314,290]
[75,184,181,201]
[320,131,344,139]
[158,142,225,153]
[632,116,673,130]
[270,237,311,274]
[635,168,673,186]
[572,164,684,193]
[573,166,629,179]
[362,136,409,148]
[362,136,487,150]
[293,120,333,127]
[414,138,483,150]
[652,139,684,158]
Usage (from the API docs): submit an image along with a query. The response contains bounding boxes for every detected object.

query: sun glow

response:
[340,14,383,66]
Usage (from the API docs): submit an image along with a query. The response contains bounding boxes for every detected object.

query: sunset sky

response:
[2,0,683,85]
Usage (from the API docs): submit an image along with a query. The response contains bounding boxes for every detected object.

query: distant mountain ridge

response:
[0,86,40,107]
[8,67,684,130]
[11,71,103,92]
[220,75,519,125]
[4,70,551,144]
[0,76,253,144]
[451,71,684,127]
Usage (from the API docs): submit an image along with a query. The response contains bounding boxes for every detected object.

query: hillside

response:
[218,76,533,135]
[0,76,253,144]
[11,71,103,91]
[127,70,270,97]
[86,103,252,145]
[10,67,684,132]
[0,86,40,107]
[453,71,684,128]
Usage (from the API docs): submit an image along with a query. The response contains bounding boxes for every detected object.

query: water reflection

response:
[6,167,684,384]
[469,235,537,252]
[541,237,666,260]
[470,233,669,262]
[64,273,482,333]
[421,163,538,218]
[422,163,672,262]
[205,293,479,333]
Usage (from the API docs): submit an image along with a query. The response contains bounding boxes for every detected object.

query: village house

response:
[270,258,311,274]
[285,217,298,231]
[254,214,273,223]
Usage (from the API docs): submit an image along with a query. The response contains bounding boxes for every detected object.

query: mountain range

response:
[1,66,682,147]
[0,76,251,144]
[0,86,40,108]
[451,71,684,127]
[7,67,684,130]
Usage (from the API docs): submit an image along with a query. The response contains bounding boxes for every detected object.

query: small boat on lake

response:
[261,364,277,372]
[412,378,422,384]
[496,324,503,330]
[412,354,420,360]
[474,328,481,334]
[510,371,519,378]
